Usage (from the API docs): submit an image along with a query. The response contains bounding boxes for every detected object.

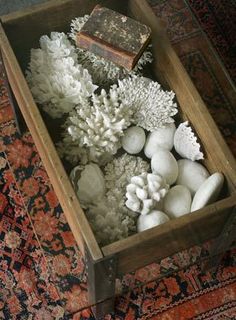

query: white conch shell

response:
[125,172,169,215]
[137,210,170,232]
[74,163,106,207]
[174,121,204,161]
[191,172,224,212]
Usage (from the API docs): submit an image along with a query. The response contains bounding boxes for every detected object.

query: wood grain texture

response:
[0,22,103,261]
[102,195,236,275]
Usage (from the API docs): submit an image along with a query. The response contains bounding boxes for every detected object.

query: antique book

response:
[76,5,151,70]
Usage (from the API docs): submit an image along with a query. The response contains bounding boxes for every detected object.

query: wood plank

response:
[129,0,236,190]
[0,23,103,261]
[102,195,236,275]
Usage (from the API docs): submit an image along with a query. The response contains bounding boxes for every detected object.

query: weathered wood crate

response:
[0,0,236,317]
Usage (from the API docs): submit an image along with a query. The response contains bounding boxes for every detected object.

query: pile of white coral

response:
[26,14,218,246]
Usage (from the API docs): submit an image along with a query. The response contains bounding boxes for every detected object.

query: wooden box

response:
[0,0,236,317]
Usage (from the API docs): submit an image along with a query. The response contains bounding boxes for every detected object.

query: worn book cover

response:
[76,5,151,70]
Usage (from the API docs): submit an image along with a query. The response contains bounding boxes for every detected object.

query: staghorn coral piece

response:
[174,121,204,161]
[125,172,169,215]
[26,32,97,118]
[116,76,178,131]
[66,89,133,161]
[69,16,153,85]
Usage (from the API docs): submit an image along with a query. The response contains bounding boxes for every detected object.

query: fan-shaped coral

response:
[174,121,204,161]
[116,76,178,131]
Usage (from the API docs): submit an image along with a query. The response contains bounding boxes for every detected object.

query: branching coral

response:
[69,16,153,85]
[26,32,97,118]
[117,76,178,131]
[65,89,133,162]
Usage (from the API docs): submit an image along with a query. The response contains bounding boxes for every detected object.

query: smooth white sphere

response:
[151,149,178,185]
[137,210,169,232]
[191,172,224,212]
[144,123,176,158]
[122,126,146,154]
[163,185,192,219]
[176,159,209,195]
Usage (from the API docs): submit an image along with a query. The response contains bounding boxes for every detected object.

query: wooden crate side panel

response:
[129,0,236,191]
[103,195,236,275]
[0,24,103,261]
[1,0,127,71]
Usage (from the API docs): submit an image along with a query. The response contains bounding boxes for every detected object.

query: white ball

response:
[191,172,224,212]
[163,185,192,219]
[122,126,146,154]
[176,159,209,195]
[144,123,176,158]
[137,210,169,232]
[151,149,178,185]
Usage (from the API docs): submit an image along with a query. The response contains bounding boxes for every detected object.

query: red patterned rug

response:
[0,0,236,319]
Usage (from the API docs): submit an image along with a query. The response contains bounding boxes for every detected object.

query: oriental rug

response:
[0,0,236,319]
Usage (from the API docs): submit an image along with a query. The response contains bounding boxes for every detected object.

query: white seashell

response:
[191,172,224,212]
[163,185,192,219]
[174,121,204,161]
[122,126,146,154]
[76,163,106,206]
[137,210,170,232]
[144,123,176,158]
[151,149,178,185]
[176,159,210,195]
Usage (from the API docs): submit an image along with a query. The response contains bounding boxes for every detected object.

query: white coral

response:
[117,76,178,131]
[26,32,97,118]
[69,16,153,85]
[66,89,133,160]
[83,154,149,245]
[125,173,169,215]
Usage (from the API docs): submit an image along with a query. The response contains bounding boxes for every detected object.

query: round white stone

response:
[122,126,146,154]
[163,185,192,219]
[191,172,224,212]
[144,123,176,158]
[176,159,210,195]
[151,149,178,185]
[137,210,170,232]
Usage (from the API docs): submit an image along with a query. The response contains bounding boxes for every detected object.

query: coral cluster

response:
[125,173,169,215]
[26,32,97,118]
[76,154,149,245]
